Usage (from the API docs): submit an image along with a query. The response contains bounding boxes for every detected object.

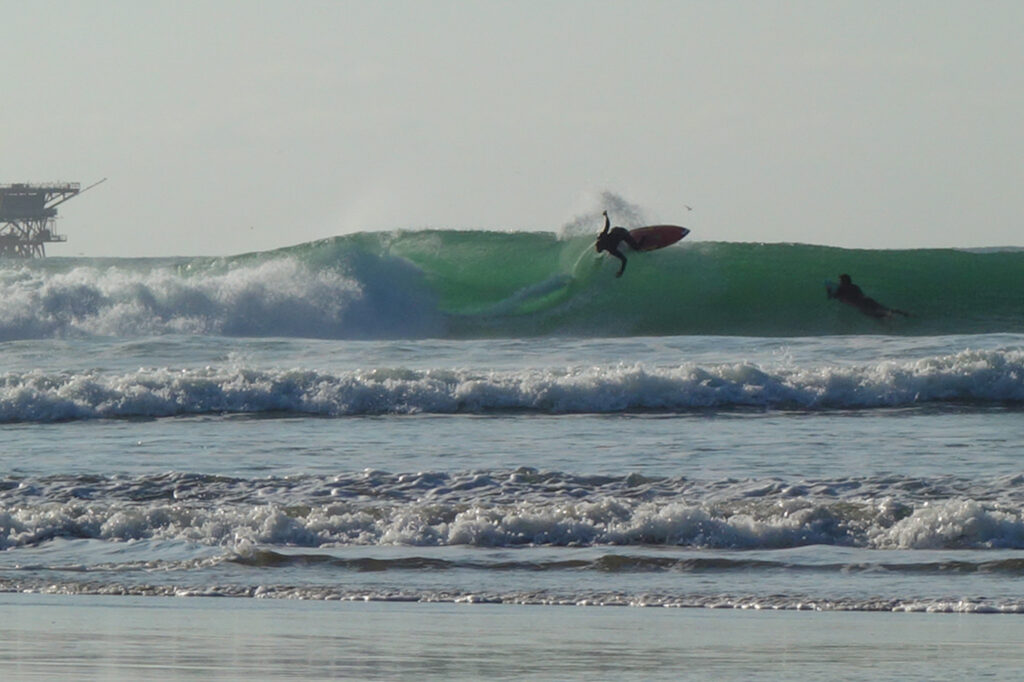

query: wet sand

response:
[4,593,1024,680]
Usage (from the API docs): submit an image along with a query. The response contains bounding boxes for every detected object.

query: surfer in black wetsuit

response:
[595,211,642,277]
[828,274,909,319]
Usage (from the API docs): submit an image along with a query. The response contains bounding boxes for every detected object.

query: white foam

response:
[873,499,1024,549]
[3,490,1024,551]
[0,256,444,341]
[0,349,1021,422]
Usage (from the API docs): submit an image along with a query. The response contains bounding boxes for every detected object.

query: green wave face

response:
[10,230,1019,340]
[278,230,1023,338]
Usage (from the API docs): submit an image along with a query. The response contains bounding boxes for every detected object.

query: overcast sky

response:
[2,1,1021,257]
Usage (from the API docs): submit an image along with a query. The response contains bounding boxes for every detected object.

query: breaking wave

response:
[4,469,1024,551]
[0,347,1020,422]
[2,230,1023,339]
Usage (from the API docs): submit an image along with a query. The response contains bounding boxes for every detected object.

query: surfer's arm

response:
[596,212,611,252]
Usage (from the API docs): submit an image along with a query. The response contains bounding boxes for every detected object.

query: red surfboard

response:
[628,225,690,252]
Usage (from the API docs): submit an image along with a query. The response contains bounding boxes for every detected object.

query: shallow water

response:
[1,333,1023,617]
[4,595,1024,681]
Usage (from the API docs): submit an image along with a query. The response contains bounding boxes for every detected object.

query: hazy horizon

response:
[3,1,1021,257]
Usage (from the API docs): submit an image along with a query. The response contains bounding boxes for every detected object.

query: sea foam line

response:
[4,580,1024,613]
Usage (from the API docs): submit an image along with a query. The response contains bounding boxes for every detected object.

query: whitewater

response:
[3,229,1024,678]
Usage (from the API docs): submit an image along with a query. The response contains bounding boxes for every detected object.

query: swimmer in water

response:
[828,273,909,319]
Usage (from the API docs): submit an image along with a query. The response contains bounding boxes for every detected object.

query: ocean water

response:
[2,231,1024,675]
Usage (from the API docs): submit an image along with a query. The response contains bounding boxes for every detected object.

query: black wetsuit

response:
[829,277,908,319]
[596,214,641,277]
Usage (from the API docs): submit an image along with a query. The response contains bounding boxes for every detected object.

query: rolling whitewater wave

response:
[3,468,1024,552]
[0,347,1021,422]
[7,468,1024,611]
[1,230,1022,339]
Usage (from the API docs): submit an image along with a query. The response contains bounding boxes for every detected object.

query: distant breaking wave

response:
[0,348,1021,422]
[1,229,1024,340]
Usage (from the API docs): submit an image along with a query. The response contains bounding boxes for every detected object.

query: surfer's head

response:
[839,274,852,284]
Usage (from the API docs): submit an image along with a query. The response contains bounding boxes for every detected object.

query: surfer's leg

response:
[859,299,889,319]
[611,250,627,277]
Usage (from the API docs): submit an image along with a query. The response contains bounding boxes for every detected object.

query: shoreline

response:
[4,585,1024,614]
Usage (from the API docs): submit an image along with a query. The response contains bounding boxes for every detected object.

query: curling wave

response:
[2,230,1023,339]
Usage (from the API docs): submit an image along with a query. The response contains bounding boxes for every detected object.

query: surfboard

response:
[629,225,690,252]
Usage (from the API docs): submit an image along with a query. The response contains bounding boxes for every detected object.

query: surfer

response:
[828,274,909,319]
[595,211,642,277]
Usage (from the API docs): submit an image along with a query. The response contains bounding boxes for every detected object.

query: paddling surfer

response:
[828,274,909,319]
[595,211,642,277]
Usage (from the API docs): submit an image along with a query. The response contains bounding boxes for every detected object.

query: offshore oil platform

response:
[0,179,105,257]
